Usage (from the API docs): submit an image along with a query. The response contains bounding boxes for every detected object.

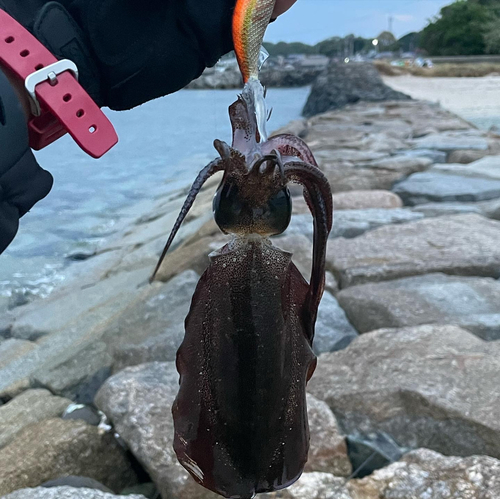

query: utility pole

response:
[388,15,393,34]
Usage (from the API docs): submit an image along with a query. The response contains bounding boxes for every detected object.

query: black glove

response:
[0,68,53,253]
[0,0,236,110]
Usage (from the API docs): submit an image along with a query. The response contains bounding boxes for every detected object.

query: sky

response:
[265,0,453,44]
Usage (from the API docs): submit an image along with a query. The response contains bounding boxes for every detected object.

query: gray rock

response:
[95,362,218,499]
[328,214,500,287]
[103,270,199,367]
[412,133,489,151]
[412,201,483,217]
[447,149,490,163]
[31,342,113,404]
[306,394,352,476]
[303,62,410,117]
[0,339,37,370]
[479,198,500,220]
[314,292,358,354]
[287,210,423,242]
[352,449,500,498]
[0,389,70,449]
[0,418,139,496]
[41,477,113,493]
[433,155,500,180]
[346,432,405,478]
[394,172,500,205]
[397,148,447,164]
[363,156,432,176]
[308,325,500,459]
[62,405,102,426]
[333,190,403,210]
[1,487,147,499]
[337,273,500,340]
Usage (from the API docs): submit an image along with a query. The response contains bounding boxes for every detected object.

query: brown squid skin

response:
[173,237,316,498]
[152,94,332,499]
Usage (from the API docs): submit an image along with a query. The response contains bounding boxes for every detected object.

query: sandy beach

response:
[383,75,500,130]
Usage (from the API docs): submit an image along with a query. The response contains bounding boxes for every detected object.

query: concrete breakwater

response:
[1,99,500,498]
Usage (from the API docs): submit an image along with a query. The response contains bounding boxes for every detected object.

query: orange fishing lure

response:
[233,0,276,82]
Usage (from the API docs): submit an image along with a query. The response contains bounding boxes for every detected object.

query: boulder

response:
[412,133,489,151]
[397,148,447,164]
[308,325,500,459]
[1,487,147,499]
[0,389,70,449]
[327,214,500,287]
[305,394,352,476]
[433,155,500,180]
[303,63,410,117]
[447,149,489,163]
[412,202,483,217]
[0,339,37,369]
[31,342,113,403]
[95,362,218,499]
[0,419,139,496]
[332,190,403,210]
[393,172,500,205]
[363,156,432,176]
[337,273,500,340]
[314,292,358,354]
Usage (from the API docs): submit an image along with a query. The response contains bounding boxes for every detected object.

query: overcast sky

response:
[265,0,453,44]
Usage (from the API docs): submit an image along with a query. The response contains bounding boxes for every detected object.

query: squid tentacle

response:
[284,161,333,344]
[150,158,224,281]
[264,134,318,166]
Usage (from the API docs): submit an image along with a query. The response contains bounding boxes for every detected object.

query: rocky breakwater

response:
[2,96,500,498]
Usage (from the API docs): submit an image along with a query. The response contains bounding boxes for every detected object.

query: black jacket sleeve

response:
[0,0,236,110]
[0,67,53,254]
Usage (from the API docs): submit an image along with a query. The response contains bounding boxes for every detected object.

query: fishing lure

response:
[152,87,332,498]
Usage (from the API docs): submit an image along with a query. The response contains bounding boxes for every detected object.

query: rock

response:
[333,190,403,210]
[322,164,404,192]
[479,198,500,220]
[303,63,410,117]
[433,155,500,180]
[346,432,405,478]
[394,172,500,205]
[353,449,500,498]
[62,404,102,426]
[103,270,199,368]
[31,342,113,403]
[337,273,500,340]
[412,133,489,151]
[0,339,37,369]
[0,389,70,449]
[397,148,447,164]
[363,156,432,176]
[328,214,500,287]
[308,325,500,459]
[314,292,358,354]
[412,202,483,217]
[119,483,158,499]
[1,487,147,499]
[95,362,218,499]
[447,149,490,163]
[261,472,352,499]
[41,477,113,493]
[272,233,314,280]
[306,394,352,476]
[0,418,139,496]
[287,210,423,241]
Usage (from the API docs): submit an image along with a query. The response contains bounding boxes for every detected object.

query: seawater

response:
[0,87,311,306]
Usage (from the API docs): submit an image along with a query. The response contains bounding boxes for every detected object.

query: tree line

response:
[264,0,500,58]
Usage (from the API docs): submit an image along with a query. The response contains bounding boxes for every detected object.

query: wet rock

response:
[412,133,489,151]
[95,362,218,499]
[337,273,500,340]
[1,487,147,499]
[314,292,358,354]
[0,418,139,496]
[308,325,500,459]
[328,214,500,287]
[306,394,352,476]
[31,342,112,404]
[433,155,500,180]
[394,172,500,205]
[353,449,500,498]
[303,63,410,117]
[397,148,447,164]
[332,190,403,210]
[103,270,199,368]
[0,389,70,449]
[346,432,405,478]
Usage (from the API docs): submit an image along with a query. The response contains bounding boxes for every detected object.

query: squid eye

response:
[213,180,292,236]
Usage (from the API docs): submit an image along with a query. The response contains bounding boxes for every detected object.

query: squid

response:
[151,86,333,499]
